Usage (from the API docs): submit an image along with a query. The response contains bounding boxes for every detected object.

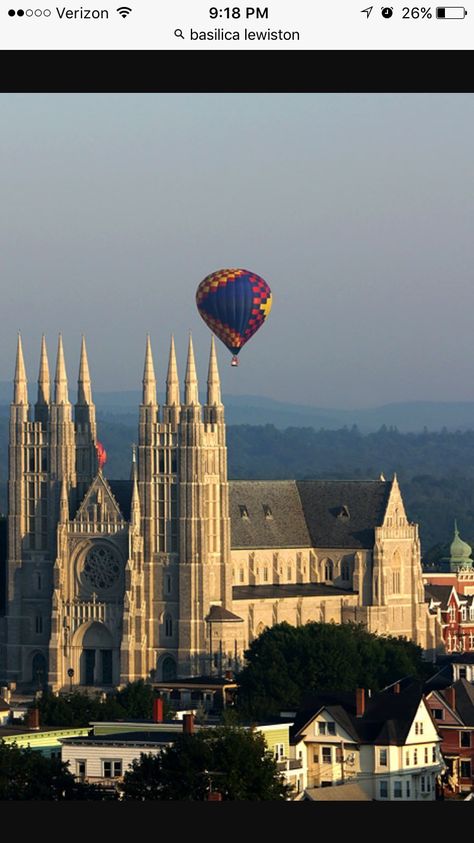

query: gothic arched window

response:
[324,559,334,582]
[165,614,173,637]
[341,561,350,581]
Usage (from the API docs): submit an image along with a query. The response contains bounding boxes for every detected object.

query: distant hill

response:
[3,381,474,432]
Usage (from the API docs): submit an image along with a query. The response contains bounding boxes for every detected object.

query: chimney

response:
[183,713,195,735]
[356,688,365,717]
[27,707,40,730]
[445,686,456,711]
[224,670,233,681]
[393,682,401,695]
[153,697,164,723]
[208,791,223,801]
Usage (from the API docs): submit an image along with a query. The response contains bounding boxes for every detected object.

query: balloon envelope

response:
[196,268,272,356]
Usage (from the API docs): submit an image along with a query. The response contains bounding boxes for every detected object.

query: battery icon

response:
[436,6,467,16]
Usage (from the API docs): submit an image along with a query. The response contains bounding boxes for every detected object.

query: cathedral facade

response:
[0,335,441,692]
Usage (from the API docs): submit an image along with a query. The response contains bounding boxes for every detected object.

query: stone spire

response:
[77,335,93,405]
[54,334,69,404]
[142,335,157,406]
[37,334,50,405]
[184,334,200,406]
[206,336,222,406]
[13,333,28,405]
[166,335,180,406]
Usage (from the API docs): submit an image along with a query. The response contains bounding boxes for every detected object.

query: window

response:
[165,575,171,595]
[460,667,467,679]
[324,560,333,582]
[432,747,437,763]
[262,504,273,520]
[239,569,244,583]
[414,749,418,765]
[341,561,350,581]
[461,732,471,748]
[313,752,319,763]
[394,781,402,799]
[165,615,172,637]
[406,780,411,798]
[239,505,249,519]
[274,743,284,760]
[432,708,443,720]
[415,721,423,735]
[36,572,42,590]
[421,775,426,793]
[379,780,388,799]
[327,722,336,736]
[263,568,268,582]
[392,571,401,593]
[76,760,86,777]
[460,760,471,779]
[321,747,332,764]
[35,616,43,634]
[461,606,467,621]
[318,722,327,735]
[424,748,429,764]
[405,751,410,766]
[287,567,292,580]
[379,748,388,767]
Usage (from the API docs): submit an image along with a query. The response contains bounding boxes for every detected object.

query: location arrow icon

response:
[361,6,373,16]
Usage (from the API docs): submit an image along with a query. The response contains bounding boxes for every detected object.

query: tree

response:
[121,726,291,801]
[0,740,109,800]
[37,680,173,727]
[236,621,432,719]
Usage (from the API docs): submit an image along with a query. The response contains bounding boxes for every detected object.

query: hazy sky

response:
[1,93,473,408]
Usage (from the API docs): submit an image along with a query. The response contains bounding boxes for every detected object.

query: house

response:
[425,679,474,795]
[291,682,444,800]
[60,707,303,796]
[425,585,474,654]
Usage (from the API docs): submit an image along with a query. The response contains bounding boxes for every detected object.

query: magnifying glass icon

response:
[174,28,185,38]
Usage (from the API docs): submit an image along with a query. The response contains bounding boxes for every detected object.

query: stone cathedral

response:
[0,334,441,692]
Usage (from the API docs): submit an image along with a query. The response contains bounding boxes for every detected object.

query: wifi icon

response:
[117,6,132,17]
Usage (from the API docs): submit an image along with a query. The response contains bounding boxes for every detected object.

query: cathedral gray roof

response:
[229,481,311,549]
[233,583,356,600]
[104,477,391,551]
[229,480,391,550]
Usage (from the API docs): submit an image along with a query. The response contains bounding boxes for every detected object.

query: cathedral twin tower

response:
[2,333,240,690]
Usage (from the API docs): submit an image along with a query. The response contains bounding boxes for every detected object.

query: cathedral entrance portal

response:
[79,622,114,686]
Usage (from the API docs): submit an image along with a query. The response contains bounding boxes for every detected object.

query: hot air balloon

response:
[196,268,272,366]
[96,441,107,470]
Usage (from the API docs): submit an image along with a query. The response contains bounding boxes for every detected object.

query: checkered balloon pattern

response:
[196,268,272,356]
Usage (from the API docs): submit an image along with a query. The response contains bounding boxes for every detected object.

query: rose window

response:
[83,545,120,590]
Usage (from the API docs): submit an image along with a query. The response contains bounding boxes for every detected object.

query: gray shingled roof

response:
[233,583,356,601]
[296,480,391,549]
[424,585,453,610]
[229,481,311,549]
[229,480,391,550]
[103,477,392,551]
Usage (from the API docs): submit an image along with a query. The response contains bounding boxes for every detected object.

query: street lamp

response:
[67,667,74,693]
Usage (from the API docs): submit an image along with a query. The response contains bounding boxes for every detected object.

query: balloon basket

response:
[231,356,239,367]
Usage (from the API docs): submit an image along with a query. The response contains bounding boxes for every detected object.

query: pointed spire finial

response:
[37,334,50,405]
[60,477,69,522]
[454,519,459,537]
[77,335,93,405]
[142,334,157,405]
[184,333,199,405]
[166,334,180,406]
[13,332,28,405]
[54,334,69,404]
[206,336,222,406]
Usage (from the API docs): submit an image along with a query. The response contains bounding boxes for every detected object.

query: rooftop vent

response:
[337,505,350,520]
[263,504,273,520]
[239,505,249,519]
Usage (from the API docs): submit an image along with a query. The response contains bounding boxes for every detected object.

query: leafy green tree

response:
[122,726,291,801]
[0,740,109,800]
[37,680,173,728]
[236,621,432,719]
